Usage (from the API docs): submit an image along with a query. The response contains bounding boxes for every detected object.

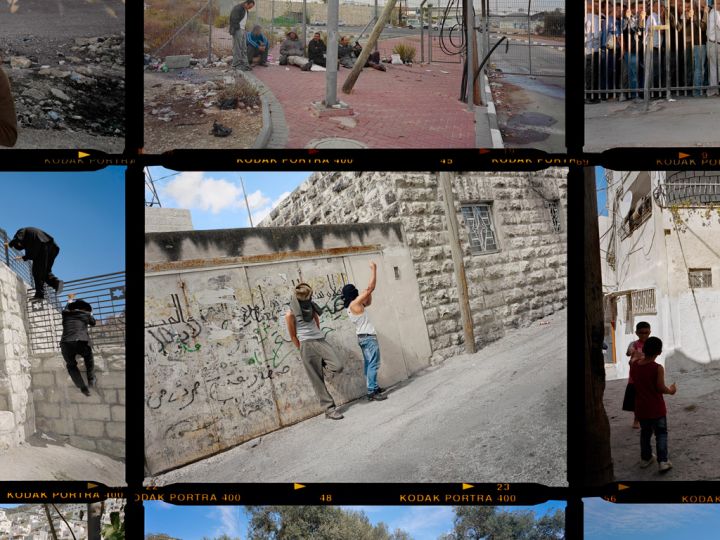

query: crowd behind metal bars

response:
[585,0,720,100]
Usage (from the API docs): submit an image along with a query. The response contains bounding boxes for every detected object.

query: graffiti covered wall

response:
[144,224,432,474]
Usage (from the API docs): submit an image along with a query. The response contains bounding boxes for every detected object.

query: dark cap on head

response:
[341,284,359,308]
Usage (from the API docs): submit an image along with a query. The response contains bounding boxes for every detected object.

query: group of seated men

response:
[266,30,386,72]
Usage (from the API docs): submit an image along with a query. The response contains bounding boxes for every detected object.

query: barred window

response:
[549,200,561,233]
[461,204,499,253]
[631,289,656,315]
[689,269,712,289]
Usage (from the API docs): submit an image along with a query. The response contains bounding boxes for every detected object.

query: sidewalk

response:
[604,361,720,481]
[249,36,482,148]
[585,97,720,151]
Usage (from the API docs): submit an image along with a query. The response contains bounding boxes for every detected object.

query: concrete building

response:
[600,170,720,380]
[260,171,568,361]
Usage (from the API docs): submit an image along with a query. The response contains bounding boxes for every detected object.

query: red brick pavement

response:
[252,36,476,148]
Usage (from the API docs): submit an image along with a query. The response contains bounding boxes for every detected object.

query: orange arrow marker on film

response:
[618,484,629,491]
[78,151,90,158]
[87,482,98,489]
[294,483,306,490]
[462,483,474,490]
[678,152,690,159]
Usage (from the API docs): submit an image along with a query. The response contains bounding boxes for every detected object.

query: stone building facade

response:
[260,170,568,361]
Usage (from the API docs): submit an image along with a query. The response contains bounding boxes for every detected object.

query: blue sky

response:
[0,169,125,281]
[596,166,607,217]
[144,502,565,540]
[145,168,311,230]
[585,499,720,540]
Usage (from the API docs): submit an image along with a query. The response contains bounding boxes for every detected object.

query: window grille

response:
[688,269,712,289]
[461,204,499,253]
[631,288,656,315]
[549,200,561,233]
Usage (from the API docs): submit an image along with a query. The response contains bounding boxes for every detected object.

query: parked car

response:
[407,19,420,29]
[312,20,326,26]
[338,20,346,26]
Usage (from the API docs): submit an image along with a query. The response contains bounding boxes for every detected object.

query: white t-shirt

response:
[347,307,376,336]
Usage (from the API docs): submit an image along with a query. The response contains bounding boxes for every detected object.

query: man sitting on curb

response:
[307,32,327,67]
[61,293,97,397]
[247,25,269,67]
[285,283,344,419]
[279,31,326,71]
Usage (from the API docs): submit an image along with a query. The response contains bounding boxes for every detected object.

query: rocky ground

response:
[144,55,263,152]
[0,0,125,151]
[2,34,125,151]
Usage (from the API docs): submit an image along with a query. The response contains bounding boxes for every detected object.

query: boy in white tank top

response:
[341,261,387,401]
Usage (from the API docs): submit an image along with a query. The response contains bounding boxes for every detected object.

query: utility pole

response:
[325,0,340,106]
[43,505,59,540]
[302,0,307,51]
[439,172,476,354]
[583,167,614,485]
[239,176,254,227]
[464,0,474,110]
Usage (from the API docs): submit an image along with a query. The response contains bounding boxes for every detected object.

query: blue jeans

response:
[694,45,707,97]
[358,335,381,394]
[624,52,639,98]
[640,416,668,463]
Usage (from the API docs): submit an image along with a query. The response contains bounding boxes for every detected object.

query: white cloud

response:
[208,506,243,539]
[251,190,292,226]
[162,172,250,215]
[245,189,271,210]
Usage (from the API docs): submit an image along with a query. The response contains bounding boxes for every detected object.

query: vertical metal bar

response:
[428,2,433,63]
[374,0,379,52]
[302,0,307,51]
[528,0,533,77]
[674,0,678,95]
[270,0,275,44]
[421,0,426,63]
[465,0,474,110]
[208,0,213,64]
[326,0,339,106]
[665,24,671,97]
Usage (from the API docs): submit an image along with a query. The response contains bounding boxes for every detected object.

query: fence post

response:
[527,0,533,77]
[208,0,213,63]
[420,0,426,63]
[465,0,474,110]
[428,3,433,63]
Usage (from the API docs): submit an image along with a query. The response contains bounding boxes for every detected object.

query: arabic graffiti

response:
[145,271,352,423]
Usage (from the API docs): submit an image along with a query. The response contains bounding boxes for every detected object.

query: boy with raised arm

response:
[341,261,387,402]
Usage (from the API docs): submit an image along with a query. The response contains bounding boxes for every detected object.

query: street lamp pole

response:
[326,0,340,106]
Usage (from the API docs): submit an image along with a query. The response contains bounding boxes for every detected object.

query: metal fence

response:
[653,175,720,205]
[26,272,126,353]
[485,0,566,77]
[584,0,720,103]
[0,227,34,286]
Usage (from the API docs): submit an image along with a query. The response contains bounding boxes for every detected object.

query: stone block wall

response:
[261,171,568,361]
[0,263,34,449]
[30,347,126,459]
